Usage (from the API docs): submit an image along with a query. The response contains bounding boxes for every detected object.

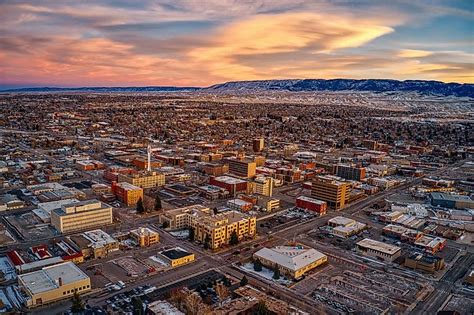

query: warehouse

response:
[356,238,401,262]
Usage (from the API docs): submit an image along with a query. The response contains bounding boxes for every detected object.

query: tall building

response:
[311,175,350,210]
[226,158,256,178]
[252,138,264,152]
[253,176,273,196]
[117,171,165,189]
[111,181,143,206]
[160,205,256,249]
[51,199,113,233]
[129,227,160,247]
[18,261,91,307]
[336,164,366,181]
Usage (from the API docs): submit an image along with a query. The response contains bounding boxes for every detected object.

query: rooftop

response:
[160,247,192,260]
[213,175,247,185]
[254,245,327,272]
[357,238,401,255]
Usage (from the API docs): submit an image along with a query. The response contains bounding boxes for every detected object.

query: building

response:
[404,252,444,273]
[311,175,350,210]
[226,158,256,178]
[328,216,366,238]
[68,229,119,259]
[130,227,160,247]
[253,176,273,196]
[160,205,256,249]
[147,300,184,315]
[50,199,113,233]
[413,235,446,254]
[117,171,165,189]
[296,196,328,215]
[0,193,25,210]
[18,262,91,307]
[253,138,264,152]
[336,164,366,181]
[158,247,195,268]
[75,160,104,171]
[201,163,229,176]
[227,198,253,212]
[430,192,474,209]
[263,198,280,212]
[253,245,327,279]
[209,175,248,195]
[111,181,143,206]
[356,238,401,262]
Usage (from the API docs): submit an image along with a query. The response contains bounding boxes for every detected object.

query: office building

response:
[336,164,366,181]
[253,138,264,152]
[328,216,366,238]
[201,163,229,176]
[18,262,91,307]
[209,176,248,195]
[69,229,119,259]
[253,176,273,196]
[356,238,401,262]
[311,175,350,210]
[404,252,444,273]
[117,171,165,189]
[296,196,327,214]
[253,245,327,279]
[129,227,160,247]
[226,158,256,178]
[158,247,195,268]
[160,205,256,249]
[51,200,113,233]
[111,181,143,206]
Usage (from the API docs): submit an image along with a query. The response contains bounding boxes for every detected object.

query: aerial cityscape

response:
[0,1,473,315]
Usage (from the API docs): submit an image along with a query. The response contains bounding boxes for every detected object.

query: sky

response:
[0,0,473,88]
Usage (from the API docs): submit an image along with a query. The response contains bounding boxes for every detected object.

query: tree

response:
[213,207,218,215]
[136,197,145,213]
[70,292,84,314]
[162,221,169,229]
[132,296,144,315]
[240,275,248,286]
[204,234,211,249]
[154,195,162,211]
[229,231,239,246]
[254,300,270,315]
[221,275,231,287]
[214,282,230,306]
[254,258,262,272]
[272,266,280,280]
[189,227,195,241]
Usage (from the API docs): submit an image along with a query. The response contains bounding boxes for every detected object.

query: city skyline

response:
[1,0,473,89]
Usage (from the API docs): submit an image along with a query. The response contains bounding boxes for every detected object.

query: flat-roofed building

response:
[430,192,474,209]
[336,164,366,181]
[328,216,366,238]
[253,176,273,196]
[311,175,350,210]
[51,199,113,233]
[117,171,165,189]
[111,181,143,206]
[254,245,327,279]
[356,238,401,262]
[226,158,256,178]
[18,262,91,308]
[160,205,256,249]
[296,195,327,214]
[69,229,119,259]
[227,198,253,212]
[130,227,159,247]
[253,138,264,152]
[158,247,194,268]
[209,175,248,195]
[404,252,444,273]
[201,163,229,176]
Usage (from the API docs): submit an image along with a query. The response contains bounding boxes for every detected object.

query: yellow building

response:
[130,227,160,247]
[227,158,257,178]
[51,199,113,233]
[160,205,256,249]
[117,171,165,189]
[18,262,91,308]
[311,175,350,210]
[265,199,280,212]
[253,176,273,196]
[253,245,327,279]
[158,247,195,268]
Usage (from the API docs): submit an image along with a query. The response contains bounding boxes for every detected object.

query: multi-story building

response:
[296,196,327,215]
[129,227,160,247]
[69,229,119,259]
[404,252,444,273]
[18,262,91,308]
[201,163,229,176]
[311,175,350,210]
[117,171,165,189]
[209,176,248,195]
[50,200,113,233]
[160,205,256,249]
[253,176,273,196]
[253,138,264,152]
[226,158,256,178]
[328,216,366,238]
[336,164,366,181]
[111,181,143,206]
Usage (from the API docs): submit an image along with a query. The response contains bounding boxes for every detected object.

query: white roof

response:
[38,198,80,214]
[213,176,247,185]
[18,262,88,295]
[328,216,354,226]
[254,246,326,272]
[357,238,401,255]
[296,195,326,205]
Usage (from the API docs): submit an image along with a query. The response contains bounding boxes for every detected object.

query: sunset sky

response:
[0,0,473,88]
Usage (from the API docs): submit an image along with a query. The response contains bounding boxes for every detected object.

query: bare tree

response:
[214,282,230,307]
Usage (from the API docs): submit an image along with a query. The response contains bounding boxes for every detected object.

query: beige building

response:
[312,175,350,210]
[130,227,160,247]
[158,247,195,268]
[357,238,401,262]
[226,158,257,178]
[253,176,273,196]
[117,171,165,189]
[51,199,113,233]
[160,205,256,249]
[18,262,91,308]
[69,229,119,259]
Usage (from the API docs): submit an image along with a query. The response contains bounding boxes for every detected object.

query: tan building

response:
[18,262,91,308]
[117,171,165,189]
[69,229,119,259]
[130,227,160,247]
[158,247,195,268]
[111,181,143,206]
[226,158,256,178]
[253,176,273,196]
[51,199,113,233]
[357,238,401,262]
[160,205,256,249]
[311,175,350,210]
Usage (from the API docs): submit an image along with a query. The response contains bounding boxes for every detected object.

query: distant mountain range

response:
[2,79,473,97]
